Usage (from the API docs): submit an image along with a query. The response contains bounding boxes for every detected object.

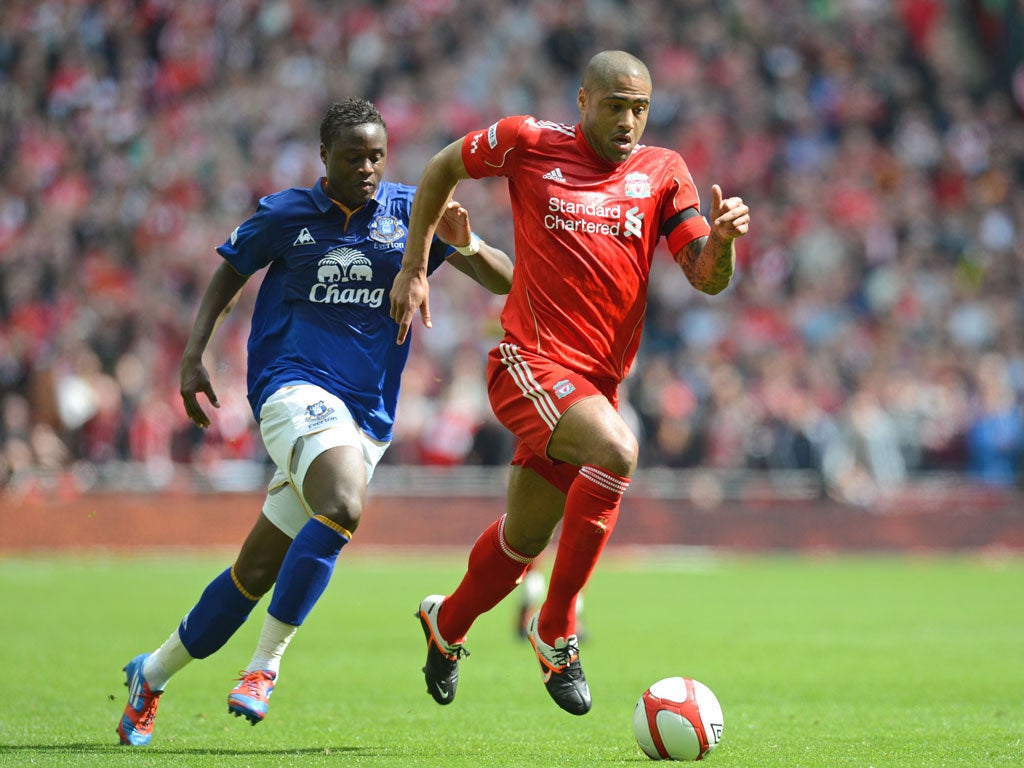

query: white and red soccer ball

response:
[632,677,724,761]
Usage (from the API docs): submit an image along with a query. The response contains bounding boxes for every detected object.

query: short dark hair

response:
[320,98,387,148]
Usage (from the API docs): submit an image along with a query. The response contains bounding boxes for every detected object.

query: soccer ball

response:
[632,677,724,761]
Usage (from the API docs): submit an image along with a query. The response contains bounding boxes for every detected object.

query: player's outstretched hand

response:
[709,184,750,241]
[180,359,219,428]
[435,200,472,248]
[389,269,431,345]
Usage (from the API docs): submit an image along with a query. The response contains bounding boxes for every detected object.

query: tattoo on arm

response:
[675,235,735,295]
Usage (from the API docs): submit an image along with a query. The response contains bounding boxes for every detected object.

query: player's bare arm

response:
[180,261,249,428]
[439,201,513,295]
[389,140,472,344]
[675,184,749,295]
[446,245,513,295]
[677,233,735,295]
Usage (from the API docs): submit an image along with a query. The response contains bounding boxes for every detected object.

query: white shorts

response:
[258,384,389,538]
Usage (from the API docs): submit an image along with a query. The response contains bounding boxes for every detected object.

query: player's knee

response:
[587,430,638,478]
[313,490,364,533]
[555,403,639,476]
[302,459,366,533]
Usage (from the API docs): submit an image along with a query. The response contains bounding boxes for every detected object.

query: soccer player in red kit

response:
[390,50,750,716]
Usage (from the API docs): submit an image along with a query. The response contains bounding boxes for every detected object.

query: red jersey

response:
[462,115,711,383]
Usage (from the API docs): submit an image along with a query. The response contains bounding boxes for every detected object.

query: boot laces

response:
[236,670,273,699]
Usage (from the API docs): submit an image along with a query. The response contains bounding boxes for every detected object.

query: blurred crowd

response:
[1,0,1023,504]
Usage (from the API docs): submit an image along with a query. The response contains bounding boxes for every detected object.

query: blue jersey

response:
[217,178,451,442]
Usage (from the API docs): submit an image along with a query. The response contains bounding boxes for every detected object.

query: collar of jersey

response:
[312,177,385,216]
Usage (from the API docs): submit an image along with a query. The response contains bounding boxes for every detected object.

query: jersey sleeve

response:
[216,195,277,275]
[661,155,711,254]
[461,115,533,179]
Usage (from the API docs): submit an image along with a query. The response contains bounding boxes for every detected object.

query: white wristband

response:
[454,233,482,256]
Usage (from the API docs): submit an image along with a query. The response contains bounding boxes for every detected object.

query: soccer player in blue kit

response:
[116,98,513,746]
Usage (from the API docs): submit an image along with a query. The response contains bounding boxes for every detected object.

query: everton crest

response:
[369,215,405,244]
[305,400,336,425]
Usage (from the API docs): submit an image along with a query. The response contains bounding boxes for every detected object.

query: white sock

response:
[245,613,298,676]
[142,629,194,691]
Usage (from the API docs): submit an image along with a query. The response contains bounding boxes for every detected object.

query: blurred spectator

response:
[1,0,1023,502]
[822,382,908,507]
[965,352,1024,485]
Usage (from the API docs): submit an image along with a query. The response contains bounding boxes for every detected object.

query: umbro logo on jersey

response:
[293,227,316,246]
[542,167,566,183]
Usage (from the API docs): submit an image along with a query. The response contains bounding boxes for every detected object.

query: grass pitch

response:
[0,549,1021,767]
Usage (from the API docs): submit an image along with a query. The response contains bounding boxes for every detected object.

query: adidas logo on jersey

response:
[293,227,316,245]
[542,167,566,183]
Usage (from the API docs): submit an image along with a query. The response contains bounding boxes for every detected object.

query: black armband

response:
[661,206,701,238]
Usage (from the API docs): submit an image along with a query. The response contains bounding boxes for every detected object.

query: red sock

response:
[439,515,533,642]
[538,464,629,642]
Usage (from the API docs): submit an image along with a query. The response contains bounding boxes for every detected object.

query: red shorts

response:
[486,341,619,494]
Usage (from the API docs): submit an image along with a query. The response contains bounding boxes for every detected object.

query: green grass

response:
[1,549,1021,767]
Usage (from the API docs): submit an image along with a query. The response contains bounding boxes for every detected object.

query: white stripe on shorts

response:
[498,342,561,430]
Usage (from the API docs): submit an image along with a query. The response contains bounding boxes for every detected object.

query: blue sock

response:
[268,515,349,626]
[178,567,259,659]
